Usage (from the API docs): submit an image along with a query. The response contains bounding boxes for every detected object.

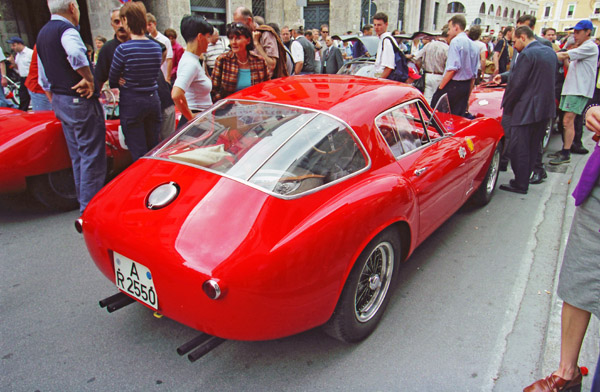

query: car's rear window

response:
[153,100,368,197]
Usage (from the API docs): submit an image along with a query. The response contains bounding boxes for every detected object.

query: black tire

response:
[471,143,501,207]
[323,228,400,343]
[27,168,79,211]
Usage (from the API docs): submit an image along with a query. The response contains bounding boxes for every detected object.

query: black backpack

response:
[383,36,409,83]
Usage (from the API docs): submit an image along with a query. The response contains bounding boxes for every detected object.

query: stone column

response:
[330,0,362,34]
[86,0,121,43]
[144,0,191,33]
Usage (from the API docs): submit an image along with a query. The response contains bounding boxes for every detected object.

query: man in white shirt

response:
[7,36,32,111]
[204,28,225,77]
[372,12,395,79]
[290,25,316,74]
[550,20,599,165]
[146,13,173,82]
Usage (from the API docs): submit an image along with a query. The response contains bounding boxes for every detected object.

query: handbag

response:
[412,68,425,92]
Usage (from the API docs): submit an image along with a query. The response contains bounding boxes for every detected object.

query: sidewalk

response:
[541,132,599,390]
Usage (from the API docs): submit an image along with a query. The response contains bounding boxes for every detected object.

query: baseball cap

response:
[6,36,24,45]
[567,20,593,31]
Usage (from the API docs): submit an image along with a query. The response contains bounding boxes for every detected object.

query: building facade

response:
[445,0,537,36]
[1,0,451,56]
[536,0,600,37]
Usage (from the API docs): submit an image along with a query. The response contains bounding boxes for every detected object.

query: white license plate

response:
[113,252,158,310]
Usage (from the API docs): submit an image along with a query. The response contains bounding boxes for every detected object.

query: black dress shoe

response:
[570,145,589,154]
[499,183,528,194]
[530,171,548,184]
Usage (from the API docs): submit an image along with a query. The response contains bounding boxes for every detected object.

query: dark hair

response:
[304,30,313,39]
[227,22,254,51]
[180,15,213,43]
[372,13,388,24]
[164,28,177,39]
[268,22,280,35]
[502,25,514,36]
[514,25,534,39]
[448,14,466,30]
[468,25,482,40]
[362,25,372,33]
[542,27,556,35]
[517,14,536,28]
[120,2,147,36]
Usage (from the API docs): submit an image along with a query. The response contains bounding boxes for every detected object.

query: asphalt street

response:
[1,131,598,391]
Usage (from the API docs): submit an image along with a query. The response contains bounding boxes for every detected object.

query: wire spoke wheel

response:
[354,242,394,323]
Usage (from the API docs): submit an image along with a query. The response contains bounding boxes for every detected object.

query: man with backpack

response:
[431,14,479,117]
[373,13,396,80]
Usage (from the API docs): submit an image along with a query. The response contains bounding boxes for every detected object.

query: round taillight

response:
[202,279,222,300]
[74,218,83,233]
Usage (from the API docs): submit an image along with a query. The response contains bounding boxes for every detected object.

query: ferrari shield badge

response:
[458,147,467,159]
[465,137,475,152]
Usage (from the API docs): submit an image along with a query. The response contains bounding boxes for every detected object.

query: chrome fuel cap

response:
[146,182,179,210]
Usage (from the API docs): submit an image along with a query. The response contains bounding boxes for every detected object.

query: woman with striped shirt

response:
[109,2,162,161]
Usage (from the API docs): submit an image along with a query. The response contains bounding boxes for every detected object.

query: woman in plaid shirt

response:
[211,23,269,101]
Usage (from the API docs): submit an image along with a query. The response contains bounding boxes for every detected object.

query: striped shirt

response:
[109,39,162,93]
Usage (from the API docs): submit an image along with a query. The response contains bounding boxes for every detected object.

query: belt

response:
[425,71,444,75]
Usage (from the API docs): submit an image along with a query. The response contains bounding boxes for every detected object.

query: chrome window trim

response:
[374,98,452,160]
[144,99,372,200]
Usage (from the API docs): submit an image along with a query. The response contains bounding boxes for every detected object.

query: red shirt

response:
[25,45,45,94]
[170,40,185,81]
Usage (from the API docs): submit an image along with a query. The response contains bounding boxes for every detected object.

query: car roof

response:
[226,75,424,130]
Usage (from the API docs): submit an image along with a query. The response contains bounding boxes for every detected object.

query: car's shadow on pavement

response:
[0,192,68,223]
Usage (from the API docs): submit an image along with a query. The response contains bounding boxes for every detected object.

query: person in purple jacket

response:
[524,104,600,392]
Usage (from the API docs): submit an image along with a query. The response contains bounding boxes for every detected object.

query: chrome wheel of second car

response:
[354,242,394,323]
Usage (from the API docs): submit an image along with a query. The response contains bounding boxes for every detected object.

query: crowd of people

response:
[1,1,600,390]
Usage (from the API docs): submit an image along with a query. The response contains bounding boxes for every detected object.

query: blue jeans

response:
[52,94,107,214]
[29,91,52,111]
[29,91,52,112]
[119,90,161,161]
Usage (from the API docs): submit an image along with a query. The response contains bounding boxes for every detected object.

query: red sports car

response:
[80,75,504,347]
[0,104,131,210]
[469,82,554,149]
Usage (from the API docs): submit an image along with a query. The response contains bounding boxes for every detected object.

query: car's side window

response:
[375,101,425,159]
[416,101,445,142]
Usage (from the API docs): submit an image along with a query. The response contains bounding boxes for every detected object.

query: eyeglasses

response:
[322,30,328,33]
[229,22,247,29]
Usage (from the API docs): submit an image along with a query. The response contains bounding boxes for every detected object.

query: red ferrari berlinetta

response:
[77,75,503,352]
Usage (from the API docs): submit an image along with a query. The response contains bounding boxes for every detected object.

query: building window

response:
[517,10,521,19]
[594,2,600,15]
[447,1,465,13]
[488,4,494,15]
[566,4,575,18]
[510,9,515,19]
[252,0,265,18]
[479,2,486,14]
[544,5,551,18]
[496,6,501,16]
[503,8,508,18]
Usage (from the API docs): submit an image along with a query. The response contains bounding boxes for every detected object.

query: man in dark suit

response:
[322,36,344,74]
[499,26,557,194]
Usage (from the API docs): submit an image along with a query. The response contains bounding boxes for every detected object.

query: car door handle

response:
[414,167,428,176]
